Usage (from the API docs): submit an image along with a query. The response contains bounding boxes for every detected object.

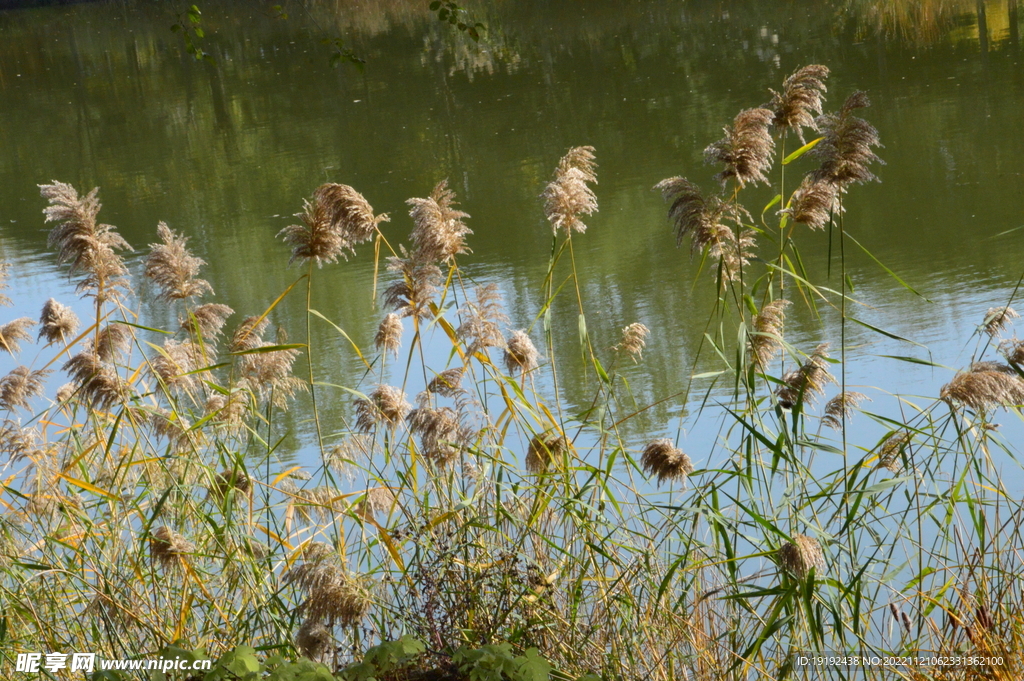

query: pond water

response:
[1,0,1023,473]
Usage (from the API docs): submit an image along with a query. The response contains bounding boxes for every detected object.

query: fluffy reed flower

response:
[383,252,442,321]
[543,145,598,236]
[374,313,403,358]
[783,175,841,231]
[354,486,397,520]
[295,619,332,661]
[640,439,694,485]
[38,299,79,345]
[653,177,755,282]
[982,306,1018,337]
[407,180,473,264]
[504,330,539,375]
[205,390,248,430]
[0,318,35,355]
[749,300,790,367]
[0,420,42,460]
[877,430,912,473]
[811,92,884,188]
[326,434,373,479]
[96,323,132,363]
[63,352,129,410]
[230,319,305,408]
[526,429,569,473]
[0,263,10,307]
[145,222,213,302]
[822,391,869,430]
[229,315,270,353]
[704,108,775,186]
[151,339,203,392]
[149,526,194,569]
[615,323,650,362]
[0,367,50,411]
[284,561,373,626]
[55,383,76,404]
[998,337,1024,367]
[210,468,254,502]
[408,405,464,466]
[776,343,834,408]
[778,534,825,580]
[940,363,1024,411]
[768,65,830,142]
[181,303,234,340]
[458,284,508,356]
[354,385,410,432]
[280,183,388,266]
[40,181,133,302]
[149,409,201,451]
[426,367,465,396]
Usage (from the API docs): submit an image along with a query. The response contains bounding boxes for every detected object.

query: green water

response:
[1,0,1023,461]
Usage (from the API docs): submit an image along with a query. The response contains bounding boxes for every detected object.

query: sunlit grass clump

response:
[1,64,1024,681]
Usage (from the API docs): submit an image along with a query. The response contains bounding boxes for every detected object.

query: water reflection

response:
[0,0,1022,463]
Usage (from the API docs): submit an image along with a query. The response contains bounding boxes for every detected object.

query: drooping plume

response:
[640,439,694,485]
[704,108,775,187]
[940,363,1024,412]
[748,300,790,367]
[776,343,835,408]
[144,222,213,302]
[543,146,599,236]
[0,366,50,411]
[778,534,825,580]
[784,175,841,231]
[654,177,755,282]
[38,299,80,345]
[615,323,650,362]
[0,318,36,355]
[383,250,442,321]
[768,65,830,142]
[526,429,569,473]
[374,313,403,358]
[407,180,472,264]
[822,391,869,430]
[457,284,507,356]
[811,92,884,188]
[504,330,539,375]
[40,182,134,302]
[982,306,1018,338]
[0,263,12,307]
[408,405,465,466]
[181,303,234,340]
[279,183,388,266]
[354,385,410,432]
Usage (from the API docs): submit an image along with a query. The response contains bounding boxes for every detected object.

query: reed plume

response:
[354,486,397,520]
[940,363,1024,411]
[150,409,201,451]
[63,352,130,410]
[149,526,194,570]
[877,430,913,473]
[768,65,830,142]
[210,468,254,502]
[181,303,234,340]
[229,315,269,353]
[543,145,598,236]
[374,312,403,358]
[504,330,539,375]
[383,251,442,321]
[998,337,1024,367]
[38,299,79,345]
[426,367,465,396]
[0,318,35,355]
[151,339,204,392]
[407,180,472,264]
[457,284,507,356]
[822,391,869,430]
[237,327,305,408]
[95,323,132,363]
[205,390,248,430]
[0,421,41,460]
[144,222,213,302]
[0,263,11,307]
[280,183,388,266]
[748,300,790,367]
[811,92,884,188]
[0,366,50,411]
[40,181,133,302]
[778,534,825,580]
[409,405,465,466]
[526,429,569,473]
[615,323,650,362]
[654,177,755,282]
[284,556,373,627]
[640,439,694,485]
[295,620,331,661]
[783,175,841,231]
[354,385,410,432]
[982,306,1018,337]
[326,435,373,480]
[776,342,835,408]
[704,108,775,186]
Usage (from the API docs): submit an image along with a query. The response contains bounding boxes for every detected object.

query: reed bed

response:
[1,65,1023,681]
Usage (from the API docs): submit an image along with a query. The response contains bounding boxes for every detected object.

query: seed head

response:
[426,367,465,396]
[408,406,464,466]
[776,343,834,408]
[543,146,598,236]
[145,222,213,302]
[353,486,397,520]
[0,318,35,356]
[284,561,373,627]
[704,108,775,187]
[998,337,1024,367]
[63,352,130,410]
[181,303,234,340]
[504,330,539,375]
[811,92,884,188]
[0,367,50,412]
[615,323,650,362]
[38,299,80,345]
[150,526,194,569]
[784,175,841,231]
[640,439,694,485]
[0,263,10,307]
[407,180,472,264]
[982,306,1018,338]
[457,284,507,356]
[383,252,442,321]
[778,534,825,580]
[295,619,332,661]
[326,434,374,480]
[877,430,913,473]
[210,468,254,502]
[374,313,403,358]
[748,300,790,367]
[354,385,410,432]
[822,391,870,430]
[526,429,569,473]
[940,363,1024,412]
[768,65,830,142]
[279,183,387,266]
